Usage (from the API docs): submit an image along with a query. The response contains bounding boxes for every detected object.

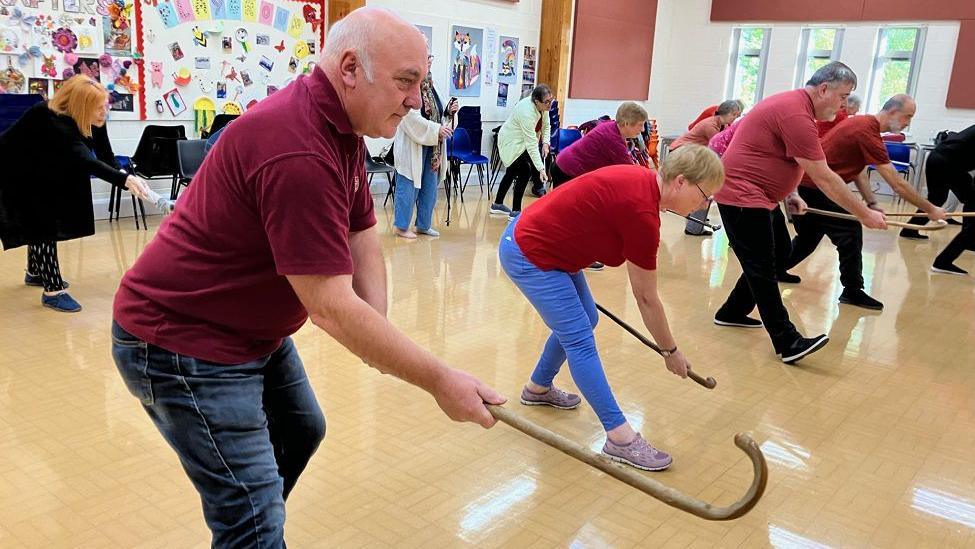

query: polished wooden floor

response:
[1,191,973,548]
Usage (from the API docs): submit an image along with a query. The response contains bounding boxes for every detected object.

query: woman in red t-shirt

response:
[498,145,725,471]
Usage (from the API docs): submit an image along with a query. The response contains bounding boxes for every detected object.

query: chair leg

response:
[130,194,140,230]
[138,198,147,230]
[383,173,394,207]
[108,184,115,219]
[477,165,485,195]
[113,186,122,222]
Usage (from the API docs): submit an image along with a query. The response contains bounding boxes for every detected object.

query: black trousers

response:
[26,241,66,293]
[550,161,573,188]
[495,151,539,212]
[786,186,864,290]
[910,152,975,264]
[716,203,801,353]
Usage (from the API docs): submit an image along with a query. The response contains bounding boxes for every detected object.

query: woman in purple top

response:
[551,102,648,187]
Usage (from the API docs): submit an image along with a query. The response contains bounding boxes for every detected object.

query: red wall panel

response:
[568,0,657,100]
[947,21,975,109]
[860,0,975,21]
[710,0,863,22]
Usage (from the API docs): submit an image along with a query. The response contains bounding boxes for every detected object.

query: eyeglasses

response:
[695,184,711,202]
[537,97,554,105]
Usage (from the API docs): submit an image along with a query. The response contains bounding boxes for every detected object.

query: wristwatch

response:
[660,346,678,357]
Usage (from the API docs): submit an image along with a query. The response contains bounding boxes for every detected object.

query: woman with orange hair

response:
[0,75,150,312]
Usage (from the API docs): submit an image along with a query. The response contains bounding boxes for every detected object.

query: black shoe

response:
[900,229,929,240]
[777,271,801,284]
[947,218,963,226]
[931,262,969,276]
[778,334,829,364]
[839,288,884,310]
[586,261,605,271]
[684,229,713,236]
[713,314,763,328]
[531,188,547,198]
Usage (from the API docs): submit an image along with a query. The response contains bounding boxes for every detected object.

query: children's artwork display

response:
[448,25,482,98]
[497,36,518,86]
[415,25,432,54]
[0,1,141,118]
[139,0,325,125]
[0,0,323,126]
[521,45,536,98]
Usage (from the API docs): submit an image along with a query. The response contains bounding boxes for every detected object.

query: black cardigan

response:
[0,102,129,250]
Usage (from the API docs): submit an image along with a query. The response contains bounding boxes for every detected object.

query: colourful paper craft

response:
[272,7,289,33]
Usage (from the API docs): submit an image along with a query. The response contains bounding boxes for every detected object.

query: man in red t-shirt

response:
[816,93,861,137]
[499,147,725,471]
[109,8,504,545]
[783,95,945,310]
[712,62,886,364]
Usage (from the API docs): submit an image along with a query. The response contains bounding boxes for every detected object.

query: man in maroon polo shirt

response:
[782,95,945,310]
[110,8,505,546]
[712,61,886,364]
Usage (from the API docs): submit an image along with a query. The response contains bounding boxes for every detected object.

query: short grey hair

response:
[806,61,857,89]
[531,84,552,103]
[716,99,742,116]
[323,14,376,81]
[847,94,862,110]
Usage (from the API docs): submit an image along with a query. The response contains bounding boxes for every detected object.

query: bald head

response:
[881,94,916,114]
[323,8,425,82]
[877,94,917,133]
[320,7,428,138]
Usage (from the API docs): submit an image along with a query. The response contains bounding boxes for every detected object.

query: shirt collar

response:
[306,67,356,136]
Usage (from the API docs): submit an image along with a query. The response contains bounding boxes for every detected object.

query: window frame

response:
[794,27,845,88]
[726,27,772,109]
[866,26,927,111]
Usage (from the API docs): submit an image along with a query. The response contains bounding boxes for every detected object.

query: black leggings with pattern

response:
[27,241,66,293]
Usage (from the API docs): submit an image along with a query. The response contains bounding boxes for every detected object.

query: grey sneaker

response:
[602,434,672,471]
[416,227,440,237]
[490,203,512,215]
[520,385,581,410]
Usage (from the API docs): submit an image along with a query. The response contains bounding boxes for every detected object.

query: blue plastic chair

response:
[556,128,583,153]
[867,142,914,180]
[447,127,490,196]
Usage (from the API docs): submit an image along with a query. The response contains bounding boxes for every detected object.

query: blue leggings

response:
[498,218,626,431]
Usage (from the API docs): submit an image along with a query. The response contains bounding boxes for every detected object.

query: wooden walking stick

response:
[487,404,769,520]
[804,208,950,231]
[882,211,975,218]
[595,303,717,389]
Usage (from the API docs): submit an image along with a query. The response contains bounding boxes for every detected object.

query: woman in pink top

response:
[550,102,649,187]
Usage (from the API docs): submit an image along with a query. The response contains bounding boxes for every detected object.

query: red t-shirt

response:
[671,116,723,151]
[113,69,375,364]
[801,115,890,187]
[514,164,661,272]
[816,106,848,138]
[714,89,825,209]
[688,105,718,131]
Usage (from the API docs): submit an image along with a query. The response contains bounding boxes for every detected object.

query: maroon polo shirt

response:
[801,115,890,188]
[113,68,375,364]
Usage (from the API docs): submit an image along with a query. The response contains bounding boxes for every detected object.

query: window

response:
[867,27,926,111]
[726,27,771,110]
[794,28,845,88]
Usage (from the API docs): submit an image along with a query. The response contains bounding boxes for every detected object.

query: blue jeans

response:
[498,219,626,431]
[393,146,439,231]
[111,321,325,548]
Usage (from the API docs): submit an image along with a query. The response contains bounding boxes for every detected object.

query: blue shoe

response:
[41,292,82,313]
[25,272,68,289]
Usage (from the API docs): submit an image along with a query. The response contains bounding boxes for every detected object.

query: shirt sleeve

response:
[780,114,826,161]
[860,130,891,166]
[522,111,546,172]
[350,145,376,232]
[620,211,660,271]
[257,154,366,276]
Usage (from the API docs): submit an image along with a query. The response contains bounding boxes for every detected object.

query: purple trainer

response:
[519,385,582,410]
[602,434,672,471]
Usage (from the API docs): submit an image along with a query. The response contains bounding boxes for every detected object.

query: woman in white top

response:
[391,55,457,238]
